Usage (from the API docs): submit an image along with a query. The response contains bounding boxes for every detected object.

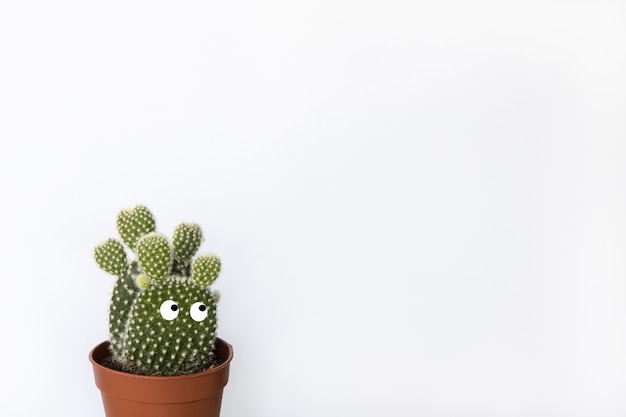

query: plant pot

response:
[89,338,233,417]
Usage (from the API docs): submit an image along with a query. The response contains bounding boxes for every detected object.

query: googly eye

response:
[160,300,179,321]
[190,301,208,322]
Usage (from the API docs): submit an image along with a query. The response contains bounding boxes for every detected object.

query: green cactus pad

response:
[192,255,221,287]
[108,261,141,357]
[137,233,171,280]
[117,205,156,250]
[94,238,128,276]
[173,223,203,260]
[123,278,218,375]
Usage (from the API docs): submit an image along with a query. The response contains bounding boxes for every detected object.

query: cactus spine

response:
[94,205,222,376]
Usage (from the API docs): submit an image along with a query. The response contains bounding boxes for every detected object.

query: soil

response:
[99,356,223,376]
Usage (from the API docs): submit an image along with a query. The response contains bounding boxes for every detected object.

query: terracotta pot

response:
[89,338,233,417]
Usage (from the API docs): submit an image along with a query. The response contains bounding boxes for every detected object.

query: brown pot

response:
[89,338,233,417]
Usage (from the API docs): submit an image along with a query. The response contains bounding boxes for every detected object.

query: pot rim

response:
[89,337,233,381]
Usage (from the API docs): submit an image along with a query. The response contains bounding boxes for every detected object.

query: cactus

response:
[94,205,222,376]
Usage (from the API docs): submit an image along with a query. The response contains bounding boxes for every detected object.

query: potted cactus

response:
[88,205,233,417]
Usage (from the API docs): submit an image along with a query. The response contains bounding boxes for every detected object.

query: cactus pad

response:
[94,238,127,276]
[137,233,171,280]
[116,205,156,250]
[192,255,221,287]
[173,223,203,259]
[125,279,218,375]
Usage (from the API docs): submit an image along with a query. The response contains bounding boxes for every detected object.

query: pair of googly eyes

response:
[159,300,208,322]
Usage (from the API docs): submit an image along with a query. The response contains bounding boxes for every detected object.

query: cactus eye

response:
[190,302,208,322]
[160,300,180,321]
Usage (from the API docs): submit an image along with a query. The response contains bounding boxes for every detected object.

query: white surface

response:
[1,1,626,416]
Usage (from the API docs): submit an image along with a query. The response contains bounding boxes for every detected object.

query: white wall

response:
[1,1,626,416]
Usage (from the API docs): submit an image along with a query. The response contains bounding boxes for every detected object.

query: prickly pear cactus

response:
[94,205,222,376]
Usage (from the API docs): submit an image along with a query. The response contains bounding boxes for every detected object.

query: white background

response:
[1,1,626,416]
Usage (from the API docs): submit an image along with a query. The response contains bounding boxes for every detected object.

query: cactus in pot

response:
[94,205,222,376]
